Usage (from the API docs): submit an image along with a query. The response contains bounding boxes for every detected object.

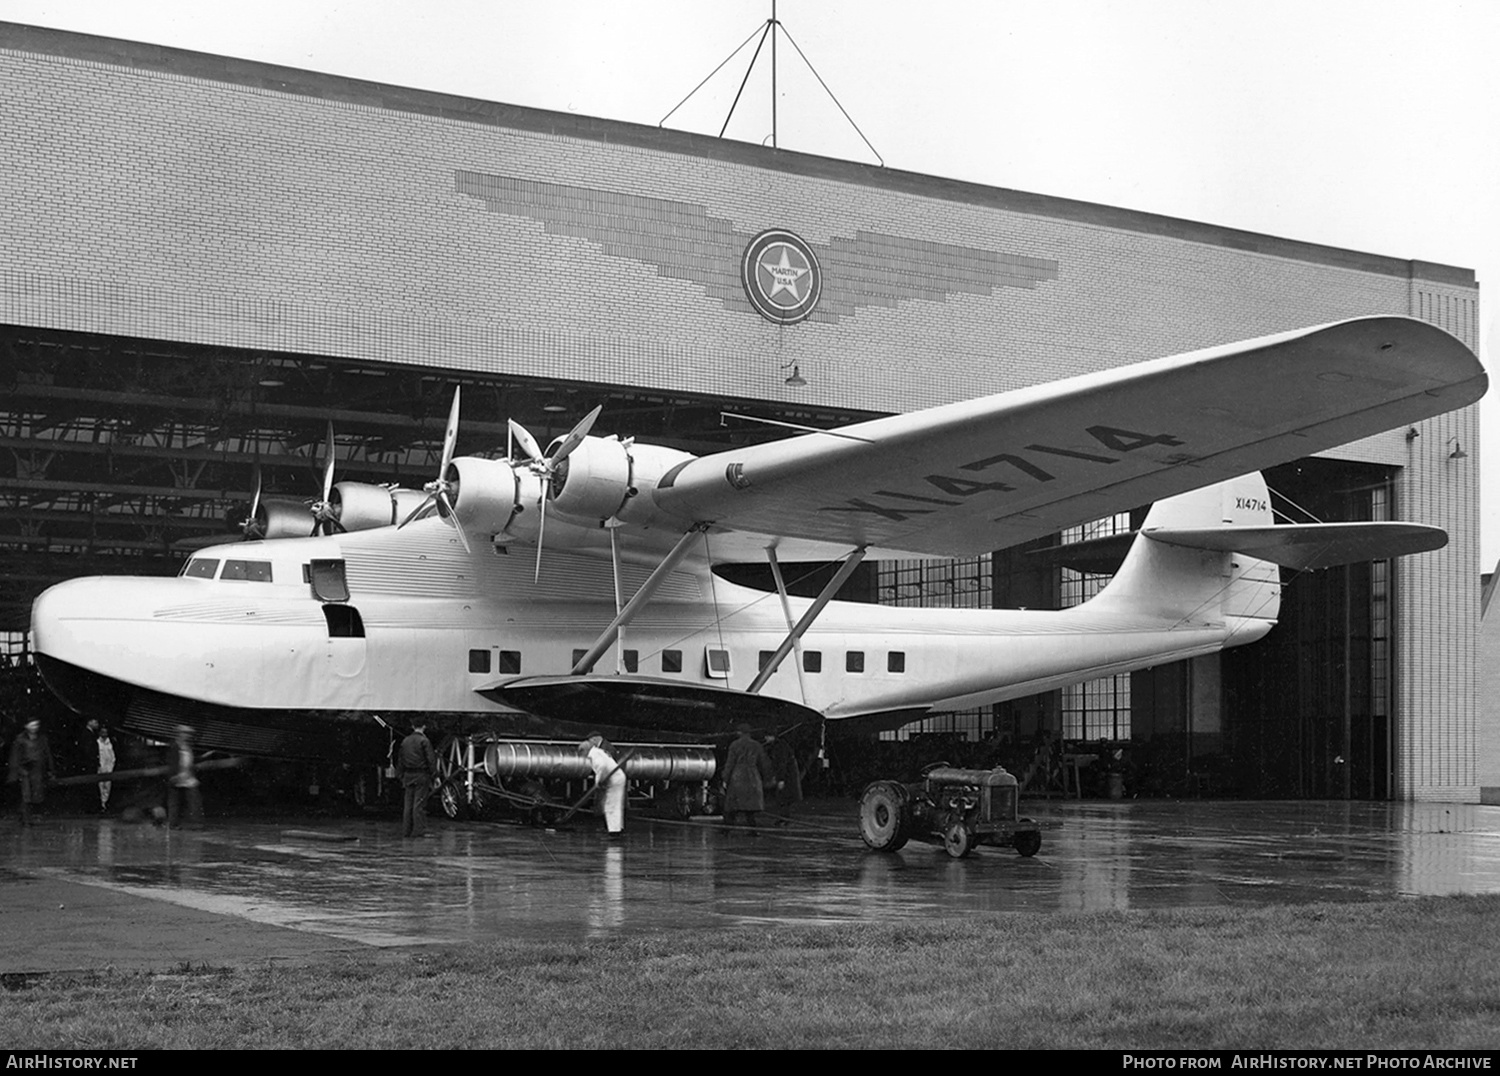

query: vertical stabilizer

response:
[1092,473,1281,644]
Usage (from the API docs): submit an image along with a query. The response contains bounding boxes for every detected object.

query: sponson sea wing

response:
[651,317,1485,558]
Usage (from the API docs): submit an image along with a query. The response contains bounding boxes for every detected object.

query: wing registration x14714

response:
[653,317,1485,557]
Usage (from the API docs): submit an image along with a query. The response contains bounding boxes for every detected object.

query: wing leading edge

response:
[653,317,1485,558]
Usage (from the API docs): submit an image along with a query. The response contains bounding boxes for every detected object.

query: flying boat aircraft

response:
[28,317,1486,793]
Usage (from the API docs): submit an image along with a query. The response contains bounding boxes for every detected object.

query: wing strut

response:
[571,524,710,675]
[747,546,867,694]
[765,549,810,705]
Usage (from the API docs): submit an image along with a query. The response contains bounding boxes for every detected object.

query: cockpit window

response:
[221,560,273,582]
[183,559,219,579]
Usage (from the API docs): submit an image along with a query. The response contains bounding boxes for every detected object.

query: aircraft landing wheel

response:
[1014,826,1042,858]
[668,784,697,820]
[943,820,974,859]
[466,775,502,821]
[858,780,910,852]
[436,779,468,821]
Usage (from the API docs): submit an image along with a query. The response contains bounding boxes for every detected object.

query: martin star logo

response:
[741,229,822,324]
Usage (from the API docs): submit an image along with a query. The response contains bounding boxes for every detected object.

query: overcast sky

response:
[5,0,1498,558]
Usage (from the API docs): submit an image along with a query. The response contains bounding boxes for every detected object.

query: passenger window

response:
[308,559,350,602]
[222,560,272,582]
[705,647,731,679]
[888,651,906,673]
[662,650,682,674]
[322,605,364,638]
[846,651,865,673]
[759,650,776,671]
[469,649,491,674]
[623,650,639,673]
[572,649,589,668]
[498,651,521,675]
[183,559,219,579]
[803,651,822,673]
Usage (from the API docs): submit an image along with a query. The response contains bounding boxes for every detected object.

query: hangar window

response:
[323,604,364,638]
[662,650,682,674]
[183,559,219,579]
[307,559,350,602]
[469,649,491,674]
[803,651,822,673]
[888,651,906,673]
[497,650,522,675]
[221,559,272,582]
[705,647,731,679]
[623,650,639,673]
[846,651,865,673]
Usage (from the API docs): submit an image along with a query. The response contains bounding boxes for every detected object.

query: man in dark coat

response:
[721,724,778,830]
[8,719,55,826]
[395,720,438,837]
[764,731,803,825]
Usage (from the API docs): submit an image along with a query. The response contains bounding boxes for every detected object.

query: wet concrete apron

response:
[3,799,1498,973]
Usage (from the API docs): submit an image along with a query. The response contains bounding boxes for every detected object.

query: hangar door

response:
[1220,459,1397,799]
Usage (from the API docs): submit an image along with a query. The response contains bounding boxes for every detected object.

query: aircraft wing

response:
[653,317,1485,557]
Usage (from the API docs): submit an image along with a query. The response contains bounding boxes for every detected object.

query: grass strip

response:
[4,896,1498,1049]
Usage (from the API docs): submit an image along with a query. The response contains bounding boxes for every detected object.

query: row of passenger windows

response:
[467,647,907,676]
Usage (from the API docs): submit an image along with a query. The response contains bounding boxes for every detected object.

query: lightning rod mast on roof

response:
[658,1,883,166]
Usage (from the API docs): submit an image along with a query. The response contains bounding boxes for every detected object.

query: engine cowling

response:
[254,497,316,540]
[329,482,411,532]
[549,436,695,526]
[446,456,544,538]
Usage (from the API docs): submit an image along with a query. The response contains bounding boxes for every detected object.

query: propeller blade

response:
[242,462,265,539]
[397,491,438,531]
[508,418,544,463]
[533,491,547,583]
[548,405,602,463]
[248,463,263,522]
[438,490,472,554]
[321,421,336,502]
[439,387,461,477]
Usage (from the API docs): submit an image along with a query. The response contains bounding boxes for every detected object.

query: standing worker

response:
[721,724,778,831]
[579,733,626,838]
[90,721,116,813]
[396,720,437,838]
[168,725,203,828]
[7,719,55,826]
[764,730,803,826]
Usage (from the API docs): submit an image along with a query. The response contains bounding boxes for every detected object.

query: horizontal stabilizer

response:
[1142,521,1447,570]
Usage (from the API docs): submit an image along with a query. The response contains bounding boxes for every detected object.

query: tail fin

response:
[1092,471,1447,645]
[1092,473,1281,644]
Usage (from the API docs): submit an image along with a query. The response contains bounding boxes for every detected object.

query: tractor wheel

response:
[858,781,911,852]
[943,819,974,859]
[1014,825,1042,858]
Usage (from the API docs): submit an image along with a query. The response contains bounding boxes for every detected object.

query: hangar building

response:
[0,22,1486,802]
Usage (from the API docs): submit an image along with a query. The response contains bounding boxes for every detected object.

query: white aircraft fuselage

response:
[30,477,1281,761]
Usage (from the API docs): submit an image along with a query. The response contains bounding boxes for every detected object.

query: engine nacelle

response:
[550,437,695,526]
[329,482,422,532]
[447,456,545,538]
[255,497,315,540]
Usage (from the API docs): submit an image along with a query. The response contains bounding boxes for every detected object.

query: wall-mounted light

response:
[1448,437,1468,460]
[1405,427,1420,442]
[784,364,807,387]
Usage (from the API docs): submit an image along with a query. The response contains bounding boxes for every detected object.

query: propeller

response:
[239,462,265,540]
[508,405,602,581]
[397,386,470,553]
[307,421,343,537]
